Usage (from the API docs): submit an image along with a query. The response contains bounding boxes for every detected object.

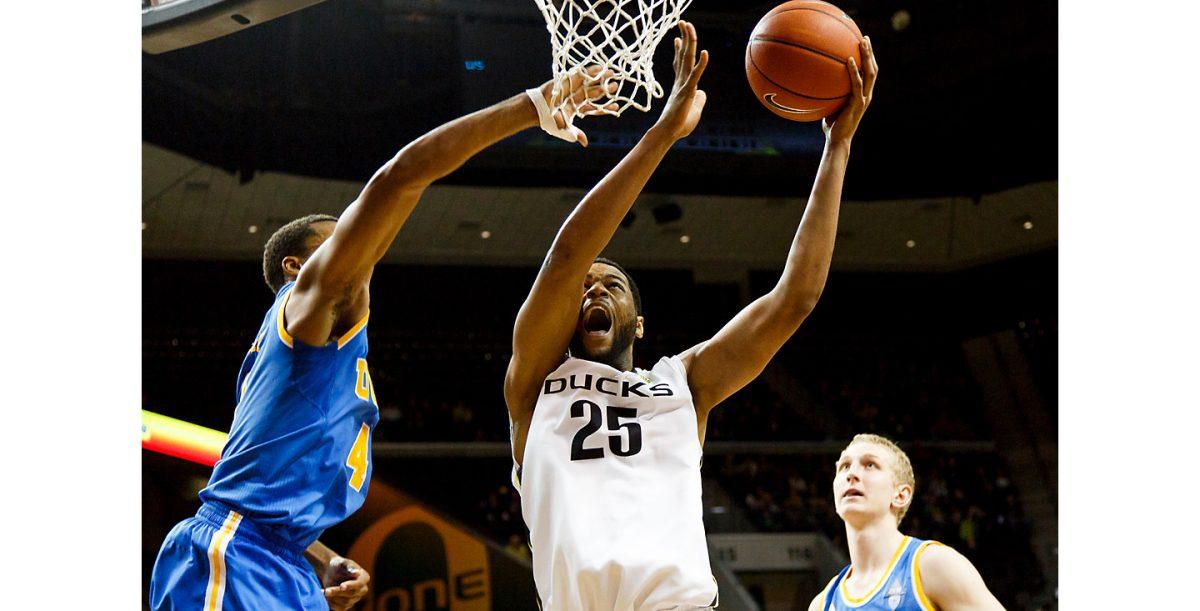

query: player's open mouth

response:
[842,489,864,499]
[583,306,613,336]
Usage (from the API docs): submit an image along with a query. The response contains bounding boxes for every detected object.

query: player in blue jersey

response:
[809,434,1005,611]
[149,70,616,611]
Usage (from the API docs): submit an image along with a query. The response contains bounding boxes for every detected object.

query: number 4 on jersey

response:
[346,423,370,491]
[347,359,375,491]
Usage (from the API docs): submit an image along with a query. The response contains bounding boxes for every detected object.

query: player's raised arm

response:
[917,545,1007,610]
[504,23,709,437]
[679,36,878,414]
[283,75,609,346]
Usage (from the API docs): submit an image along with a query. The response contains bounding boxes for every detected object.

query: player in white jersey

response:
[504,24,878,611]
[808,434,1004,611]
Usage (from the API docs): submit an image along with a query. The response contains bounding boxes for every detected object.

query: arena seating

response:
[142,259,1052,608]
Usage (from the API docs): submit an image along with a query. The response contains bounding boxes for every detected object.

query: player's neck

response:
[580,349,634,372]
[611,350,634,372]
[844,519,906,577]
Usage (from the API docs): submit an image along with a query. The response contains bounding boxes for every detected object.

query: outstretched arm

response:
[917,544,1006,610]
[679,37,879,416]
[285,75,608,346]
[504,22,710,457]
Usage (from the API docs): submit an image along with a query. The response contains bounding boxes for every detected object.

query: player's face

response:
[571,263,643,367]
[833,442,905,524]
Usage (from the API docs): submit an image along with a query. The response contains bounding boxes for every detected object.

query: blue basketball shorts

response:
[149,502,327,611]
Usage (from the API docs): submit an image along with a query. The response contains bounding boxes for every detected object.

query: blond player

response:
[810,434,1006,611]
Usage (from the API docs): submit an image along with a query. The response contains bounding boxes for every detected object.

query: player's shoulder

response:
[914,540,987,600]
[672,342,704,372]
[644,354,691,386]
[272,281,297,304]
[653,352,680,368]
[656,352,690,374]
[915,540,969,574]
[807,572,840,611]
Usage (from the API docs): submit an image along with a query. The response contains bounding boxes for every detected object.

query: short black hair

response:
[593,256,641,314]
[262,214,338,294]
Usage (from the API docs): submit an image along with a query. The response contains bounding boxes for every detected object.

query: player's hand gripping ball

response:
[746,1,864,122]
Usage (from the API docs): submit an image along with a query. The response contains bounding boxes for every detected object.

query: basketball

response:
[745,1,863,121]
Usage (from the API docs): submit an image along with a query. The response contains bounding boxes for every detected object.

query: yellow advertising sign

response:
[348,506,493,611]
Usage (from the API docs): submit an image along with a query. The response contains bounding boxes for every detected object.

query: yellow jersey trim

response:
[337,311,370,349]
[277,287,367,349]
[840,536,911,606]
[912,539,943,610]
[276,288,295,348]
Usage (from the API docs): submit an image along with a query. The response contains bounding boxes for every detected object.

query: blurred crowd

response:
[145,325,992,444]
[143,260,1053,608]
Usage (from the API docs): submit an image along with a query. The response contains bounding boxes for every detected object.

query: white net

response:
[533,0,693,118]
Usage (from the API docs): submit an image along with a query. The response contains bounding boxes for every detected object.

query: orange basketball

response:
[745,1,863,122]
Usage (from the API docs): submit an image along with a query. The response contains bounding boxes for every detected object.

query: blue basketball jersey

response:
[820,536,942,611]
[199,282,380,548]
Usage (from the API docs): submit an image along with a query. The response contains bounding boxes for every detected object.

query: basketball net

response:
[529,0,692,140]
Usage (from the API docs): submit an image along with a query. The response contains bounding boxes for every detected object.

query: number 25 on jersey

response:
[570,399,643,461]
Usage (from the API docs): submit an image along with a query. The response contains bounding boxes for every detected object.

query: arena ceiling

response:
[143,143,1056,272]
[142,0,1058,201]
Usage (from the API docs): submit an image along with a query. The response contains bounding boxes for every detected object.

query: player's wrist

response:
[824,136,853,156]
[646,122,683,144]
[304,541,339,565]
[511,91,543,129]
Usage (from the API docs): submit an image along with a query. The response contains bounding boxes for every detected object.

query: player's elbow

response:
[776,289,821,322]
[374,158,432,192]
[774,274,825,315]
[544,243,572,267]
[378,140,444,190]
[797,291,822,315]
[542,241,586,278]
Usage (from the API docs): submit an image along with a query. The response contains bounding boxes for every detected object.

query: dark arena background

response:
[142,0,1057,609]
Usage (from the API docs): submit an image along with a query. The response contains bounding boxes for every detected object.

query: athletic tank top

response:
[516,356,718,610]
[199,282,380,547]
[821,536,942,611]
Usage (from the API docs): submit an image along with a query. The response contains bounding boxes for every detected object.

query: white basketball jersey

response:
[516,356,718,611]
